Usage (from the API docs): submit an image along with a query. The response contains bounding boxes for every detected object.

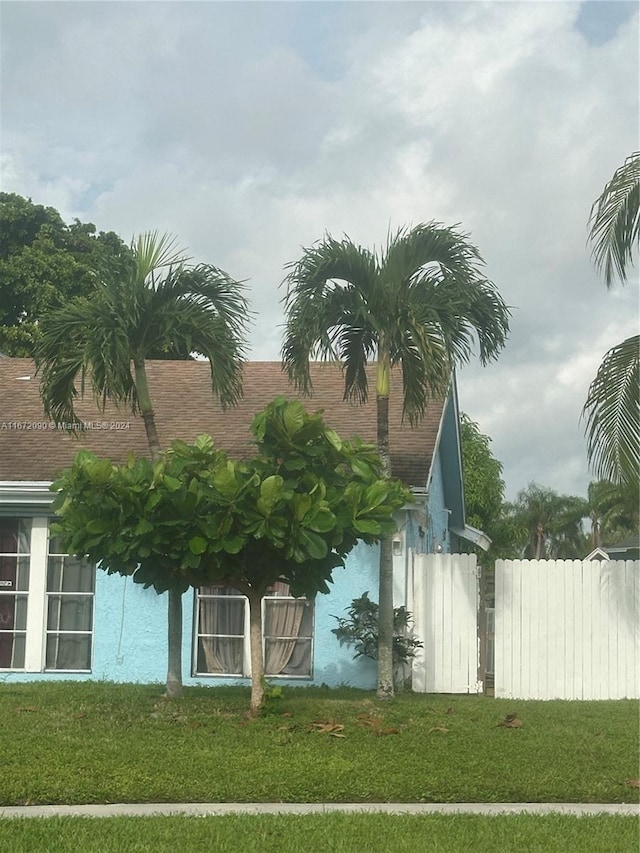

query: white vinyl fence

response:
[410,555,639,699]
[494,559,639,700]
[411,553,480,694]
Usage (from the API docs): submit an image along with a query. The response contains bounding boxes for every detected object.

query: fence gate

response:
[411,553,481,694]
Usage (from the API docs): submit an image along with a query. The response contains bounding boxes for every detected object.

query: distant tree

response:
[585,152,639,486]
[282,223,510,700]
[507,483,589,560]
[460,414,524,564]
[0,193,133,356]
[36,231,249,697]
[587,479,639,549]
[51,399,409,714]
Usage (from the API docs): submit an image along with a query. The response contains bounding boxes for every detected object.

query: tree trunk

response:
[165,588,183,698]
[535,523,544,560]
[133,357,162,462]
[133,356,183,698]
[247,589,265,716]
[376,354,394,700]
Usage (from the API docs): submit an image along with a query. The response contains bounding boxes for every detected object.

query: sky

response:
[1,0,638,501]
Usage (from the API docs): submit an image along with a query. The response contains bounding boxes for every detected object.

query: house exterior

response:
[0,357,475,689]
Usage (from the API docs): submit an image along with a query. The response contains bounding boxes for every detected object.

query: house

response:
[0,357,477,689]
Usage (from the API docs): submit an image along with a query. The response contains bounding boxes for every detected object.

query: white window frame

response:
[193,585,314,680]
[0,516,95,673]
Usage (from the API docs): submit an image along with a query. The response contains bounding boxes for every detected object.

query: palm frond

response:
[282,243,377,394]
[382,222,484,292]
[283,236,377,301]
[133,231,191,284]
[583,334,639,486]
[589,152,640,287]
[36,234,249,423]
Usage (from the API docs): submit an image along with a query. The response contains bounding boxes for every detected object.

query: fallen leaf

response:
[624,779,640,788]
[445,707,455,715]
[17,706,38,713]
[308,719,345,737]
[498,714,522,728]
[428,726,450,734]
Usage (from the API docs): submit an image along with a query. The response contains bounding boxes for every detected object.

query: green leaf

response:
[163,475,182,492]
[85,519,111,535]
[283,401,305,435]
[353,519,382,535]
[257,475,284,515]
[188,536,208,555]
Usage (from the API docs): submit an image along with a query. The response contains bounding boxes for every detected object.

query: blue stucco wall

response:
[425,452,451,554]
[3,540,380,689]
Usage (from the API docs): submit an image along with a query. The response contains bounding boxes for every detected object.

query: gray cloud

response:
[1,1,637,500]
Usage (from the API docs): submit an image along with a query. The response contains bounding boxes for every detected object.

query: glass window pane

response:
[0,633,25,668]
[0,519,31,554]
[46,634,91,670]
[197,637,243,674]
[200,585,243,596]
[47,596,93,632]
[0,555,30,592]
[265,638,312,677]
[0,595,28,631]
[47,556,94,593]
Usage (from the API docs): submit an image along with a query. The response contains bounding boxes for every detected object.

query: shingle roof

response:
[0,358,445,487]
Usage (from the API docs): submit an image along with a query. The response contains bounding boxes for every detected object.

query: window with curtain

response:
[194,582,314,678]
[46,536,94,671]
[0,519,31,669]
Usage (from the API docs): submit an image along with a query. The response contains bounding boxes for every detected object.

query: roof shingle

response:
[0,358,444,487]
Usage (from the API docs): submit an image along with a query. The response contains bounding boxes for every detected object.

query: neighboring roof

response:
[0,358,446,488]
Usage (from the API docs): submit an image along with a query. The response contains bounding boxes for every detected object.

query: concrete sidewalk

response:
[0,803,638,818]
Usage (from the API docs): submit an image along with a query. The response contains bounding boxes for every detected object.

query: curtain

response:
[199,588,245,674]
[264,596,309,676]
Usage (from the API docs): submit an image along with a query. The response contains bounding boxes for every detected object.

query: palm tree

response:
[281,223,510,698]
[35,232,249,698]
[587,479,639,549]
[508,483,589,560]
[585,152,639,486]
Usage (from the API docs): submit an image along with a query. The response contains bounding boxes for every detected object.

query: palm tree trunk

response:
[376,355,394,700]
[535,523,544,560]
[247,589,265,716]
[133,357,162,461]
[133,356,183,698]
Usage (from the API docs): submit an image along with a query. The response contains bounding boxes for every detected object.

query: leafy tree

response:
[0,193,133,356]
[50,399,410,713]
[281,223,510,698]
[36,231,248,697]
[507,483,589,560]
[585,152,639,486]
[460,414,525,565]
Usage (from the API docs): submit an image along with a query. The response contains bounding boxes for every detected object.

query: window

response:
[0,519,30,669]
[194,582,314,678]
[46,538,94,671]
[0,518,95,672]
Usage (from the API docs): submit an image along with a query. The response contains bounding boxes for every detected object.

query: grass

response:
[0,814,637,853]
[0,682,637,806]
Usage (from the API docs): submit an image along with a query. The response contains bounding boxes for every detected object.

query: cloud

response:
[1,0,637,500]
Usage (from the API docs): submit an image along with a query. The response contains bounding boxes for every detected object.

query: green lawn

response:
[0,683,637,806]
[0,814,637,853]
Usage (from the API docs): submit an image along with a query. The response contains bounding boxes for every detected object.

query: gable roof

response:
[0,358,446,488]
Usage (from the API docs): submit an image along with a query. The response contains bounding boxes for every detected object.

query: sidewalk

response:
[0,802,638,818]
